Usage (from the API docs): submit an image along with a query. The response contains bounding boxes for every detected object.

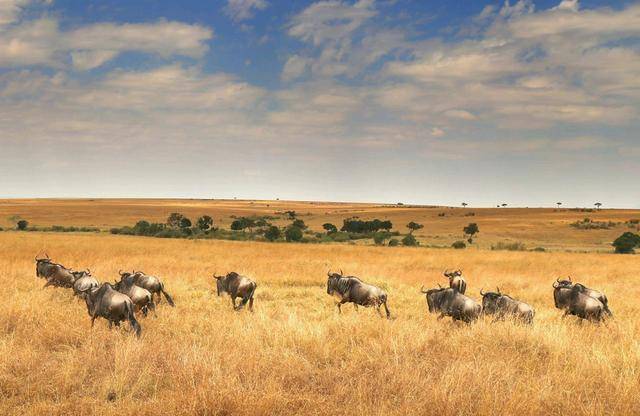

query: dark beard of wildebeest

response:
[119,270,175,307]
[71,270,99,299]
[113,274,156,318]
[326,271,391,319]
[81,283,141,337]
[421,286,482,323]
[213,272,257,311]
[480,288,535,324]
[34,254,78,288]
[443,269,467,294]
[563,283,606,322]
[552,277,612,317]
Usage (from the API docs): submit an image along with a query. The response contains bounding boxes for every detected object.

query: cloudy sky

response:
[0,0,638,207]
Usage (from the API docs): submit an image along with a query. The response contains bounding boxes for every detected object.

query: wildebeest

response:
[443,269,467,294]
[564,283,606,322]
[120,271,175,306]
[72,270,99,298]
[213,272,257,311]
[34,254,77,288]
[421,286,481,323]
[114,274,155,317]
[326,271,391,319]
[480,288,535,324]
[552,277,612,316]
[81,283,141,337]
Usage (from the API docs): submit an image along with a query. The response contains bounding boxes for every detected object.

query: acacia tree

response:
[595,202,603,210]
[196,215,213,231]
[556,202,562,209]
[406,221,424,235]
[167,213,185,228]
[462,202,468,208]
[463,223,479,243]
[323,223,337,234]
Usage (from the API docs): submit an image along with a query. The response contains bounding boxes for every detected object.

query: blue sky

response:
[0,0,638,207]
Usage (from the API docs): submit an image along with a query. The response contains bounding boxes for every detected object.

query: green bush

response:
[264,226,281,241]
[292,219,307,229]
[322,223,337,233]
[388,238,399,247]
[451,240,466,249]
[196,215,214,231]
[16,220,29,230]
[612,232,640,254]
[532,247,546,252]
[329,232,350,242]
[285,226,303,242]
[402,234,418,246]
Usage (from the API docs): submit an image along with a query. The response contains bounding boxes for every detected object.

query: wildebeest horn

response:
[456,269,462,276]
[45,253,49,259]
[443,269,450,277]
[119,270,124,276]
[86,269,90,274]
[420,285,429,294]
[339,269,343,276]
[327,270,332,277]
[437,283,442,288]
[497,287,501,294]
[480,288,486,296]
[567,276,572,282]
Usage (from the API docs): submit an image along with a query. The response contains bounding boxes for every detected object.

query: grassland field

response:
[0,199,639,415]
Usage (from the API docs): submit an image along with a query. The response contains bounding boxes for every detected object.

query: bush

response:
[491,241,527,251]
[16,220,29,230]
[196,215,213,231]
[612,232,640,254]
[341,218,392,233]
[323,223,337,233]
[406,221,424,234]
[373,232,387,245]
[452,240,466,249]
[264,226,281,241]
[570,218,617,230]
[285,226,303,242]
[532,247,546,252]
[179,217,192,229]
[329,232,350,242]
[167,213,185,228]
[388,238,399,247]
[463,223,479,242]
[402,234,418,246]
[292,219,307,230]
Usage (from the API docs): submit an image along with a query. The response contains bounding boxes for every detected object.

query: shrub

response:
[179,217,192,229]
[612,232,640,254]
[292,219,307,230]
[196,215,214,231]
[341,218,392,233]
[452,240,466,249]
[406,221,424,234]
[322,223,337,233]
[16,220,29,230]
[285,226,303,242]
[532,247,546,252]
[388,238,400,247]
[491,241,527,251]
[264,226,281,242]
[329,232,350,242]
[570,218,617,230]
[402,234,418,246]
[167,213,185,228]
[373,232,387,245]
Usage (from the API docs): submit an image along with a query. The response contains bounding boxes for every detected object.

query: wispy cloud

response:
[224,0,269,23]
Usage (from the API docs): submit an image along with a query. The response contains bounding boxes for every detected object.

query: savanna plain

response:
[1,199,639,415]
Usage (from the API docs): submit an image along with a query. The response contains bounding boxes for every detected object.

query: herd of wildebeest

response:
[34,254,613,337]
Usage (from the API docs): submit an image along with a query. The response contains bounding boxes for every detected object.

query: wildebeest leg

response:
[437,313,445,320]
[91,315,97,328]
[43,279,54,288]
[354,304,359,311]
[231,296,238,310]
[383,301,391,319]
[249,296,254,312]
[142,306,148,317]
[108,320,113,329]
[148,301,157,318]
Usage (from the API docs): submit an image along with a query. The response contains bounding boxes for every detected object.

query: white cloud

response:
[224,0,268,22]
[281,55,309,81]
[552,0,579,12]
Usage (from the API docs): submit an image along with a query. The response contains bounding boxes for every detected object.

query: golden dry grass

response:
[1,230,639,415]
[1,198,639,251]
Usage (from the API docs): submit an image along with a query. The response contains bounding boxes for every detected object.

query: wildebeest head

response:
[422,286,448,313]
[443,269,466,293]
[326,270,344,295]
[552,277,573,289]
[71,269,91,279]
[213,272,237,296]
[480,288,502,314]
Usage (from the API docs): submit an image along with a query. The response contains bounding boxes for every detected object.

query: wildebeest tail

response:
[125,301,141,338]
[240,282,257,308]
[160,281,175,307]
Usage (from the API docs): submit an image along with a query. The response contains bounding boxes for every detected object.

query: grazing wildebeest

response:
[34,254,76,288]
[564,283,605,322]
[72,270,99,299]
[480,288,535,324]
[81,283,141,337]
[113,274,155,317]
[421,286,481,323]
[443,269,467,294]
[212,272,257,311]
[120,271,175,307]
[326,271,391,319]
[552,277,612,316]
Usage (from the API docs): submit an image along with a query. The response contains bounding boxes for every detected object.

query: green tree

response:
[285,210,297,220]
[264,226,281,241]
[167,213,185,228]
[196,215,213,231]
[452,240,466,249]
[406,221,424,234]
[292,219,307,230]
[323,223,337,234]
[612,232,640,254]
[285,226,303,242]
[179,217,192,229]
[16,220,28,230]
[463,223,479,243]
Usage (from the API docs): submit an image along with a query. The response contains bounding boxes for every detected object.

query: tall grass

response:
[0,232,639,415]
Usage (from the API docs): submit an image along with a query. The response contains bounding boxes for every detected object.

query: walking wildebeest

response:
[213,272,257,311]
[114,274,156,317]
[72,270,99,299]
[480,288,535,324]
[34,254,77,288]
[443,269,467,294]
[421,286,481,323]
[120,271,175,306]
[81,283,141,337]
[552,277,612,316]
[326,271,391,319]
[563,283,606,323]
